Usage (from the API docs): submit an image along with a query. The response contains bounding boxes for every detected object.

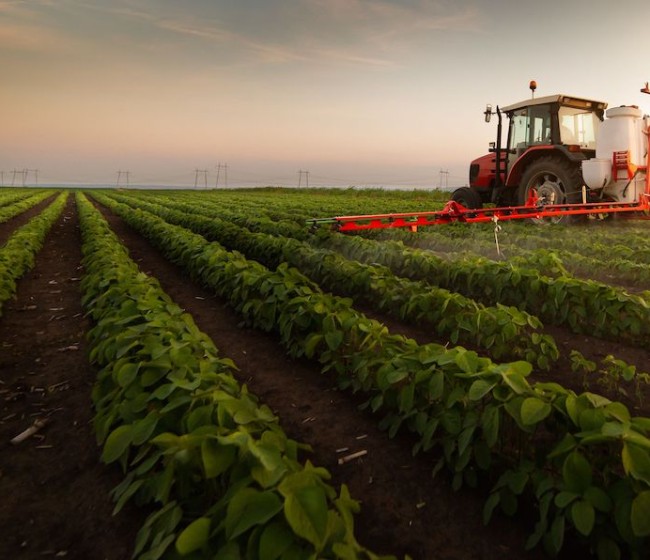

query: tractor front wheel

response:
[451,187,483,209]
[518,157,583,223]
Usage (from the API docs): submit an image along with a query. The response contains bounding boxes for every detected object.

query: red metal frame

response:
[311,128,650,232]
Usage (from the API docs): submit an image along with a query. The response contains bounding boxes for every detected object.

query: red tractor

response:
[452,81,609,213]
[309,82,649,232]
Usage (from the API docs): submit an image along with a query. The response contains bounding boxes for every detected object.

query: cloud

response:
[307,0,482,34]
[0,0,79,52]
[153,18,306,64]
[0,0,482,71]
[0,20,77,52]
[77,0,481,68]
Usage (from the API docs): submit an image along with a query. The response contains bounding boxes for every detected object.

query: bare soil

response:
[2,195,647,559]
[0,196,142,560]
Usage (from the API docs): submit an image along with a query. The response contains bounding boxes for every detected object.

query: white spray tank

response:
[582,105,649,203]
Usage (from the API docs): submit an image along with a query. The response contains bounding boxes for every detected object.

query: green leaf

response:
[283,485,329,548]
[225,488,283,540]
[101,424,134,463]
[468,380,496,401]
[549,514,565,554]
[324,330,344,351]
[304,333,323,358]
[201,438,236,479]
[214,541,241,560]
[455,350,479,373]
[258,521,294,560]
[116,362,140,387]
[571,499,595,536]
[428,371,444,401]
[501,372,530,395]
[596,537,620,560]
[386,368,408,385]
[481,405,499,447]
[175,517,211,555]
[562,451,592,493]
[483,492,500,525]
[131,412,159,446]
[554,491,578,509]
[622,442,650,486]
[520,397,552,426]
[631,491,650,537]
[113,479,144,515]
[398,383,415,413]
[584,486,613,513]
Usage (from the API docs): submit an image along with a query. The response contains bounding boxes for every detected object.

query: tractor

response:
[309,82,649,232]
[452,81,649,220]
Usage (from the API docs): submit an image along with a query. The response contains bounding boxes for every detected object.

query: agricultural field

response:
[0,186,649,560]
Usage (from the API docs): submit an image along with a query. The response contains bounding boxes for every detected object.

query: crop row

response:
[358,225,650,293]
[92,193,650,559]
[108,191,313,241]
[106,191,650,364]
[308,232,650,346]
[76,193,391,560]
[101,192,558,369]
[131,188,450,221]
[103,189,650,345]
[0,192,67,316]
[345,213,645,258]
[0,189,37,209]
[128,189,650,264]
[173,189,650,273]
[0,190,55,224]
[106,192,650,390]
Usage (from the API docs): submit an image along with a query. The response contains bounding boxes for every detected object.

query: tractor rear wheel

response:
[517,156,583,223]
[451,187,483,209]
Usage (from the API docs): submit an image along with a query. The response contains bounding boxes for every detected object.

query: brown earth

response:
[1,193,646,559]
[0,196,142,560]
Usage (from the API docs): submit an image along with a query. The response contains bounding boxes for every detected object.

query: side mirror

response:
[484,104,492,123]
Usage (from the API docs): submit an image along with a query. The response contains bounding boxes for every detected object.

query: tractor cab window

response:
[558,106,599,148]
[509,104,552,155]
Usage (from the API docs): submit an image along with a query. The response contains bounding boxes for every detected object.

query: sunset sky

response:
[1,0,649,188]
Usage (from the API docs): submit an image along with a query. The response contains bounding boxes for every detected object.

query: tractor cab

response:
[505,95,604,156]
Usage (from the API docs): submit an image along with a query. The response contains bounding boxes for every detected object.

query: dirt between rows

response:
[0,196,142,560]
[0,194,641,559]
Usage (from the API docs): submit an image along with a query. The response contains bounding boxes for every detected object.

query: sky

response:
[1,0,649,189]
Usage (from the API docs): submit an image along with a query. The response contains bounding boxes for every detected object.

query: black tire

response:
[451,187,483,209]
[517,156,583,223]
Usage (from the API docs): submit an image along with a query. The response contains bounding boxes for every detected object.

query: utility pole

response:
[194,169,208,189]
[10,169,28,187]
[438,169,449,189]
[116,170,130,188]
[297,169,310,188]
[28,169,39,186]
[215,163,229,188]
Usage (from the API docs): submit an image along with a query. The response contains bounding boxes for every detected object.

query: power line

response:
[11,169,28,187]
[27,169,39,186]
[194,169,208,189]
[297,169,310,188]
[215,163,228,188]
[116,170,130,188]
[438,169,449,189]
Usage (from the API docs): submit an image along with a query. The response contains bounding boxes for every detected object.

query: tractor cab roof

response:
[502,94,607,114]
